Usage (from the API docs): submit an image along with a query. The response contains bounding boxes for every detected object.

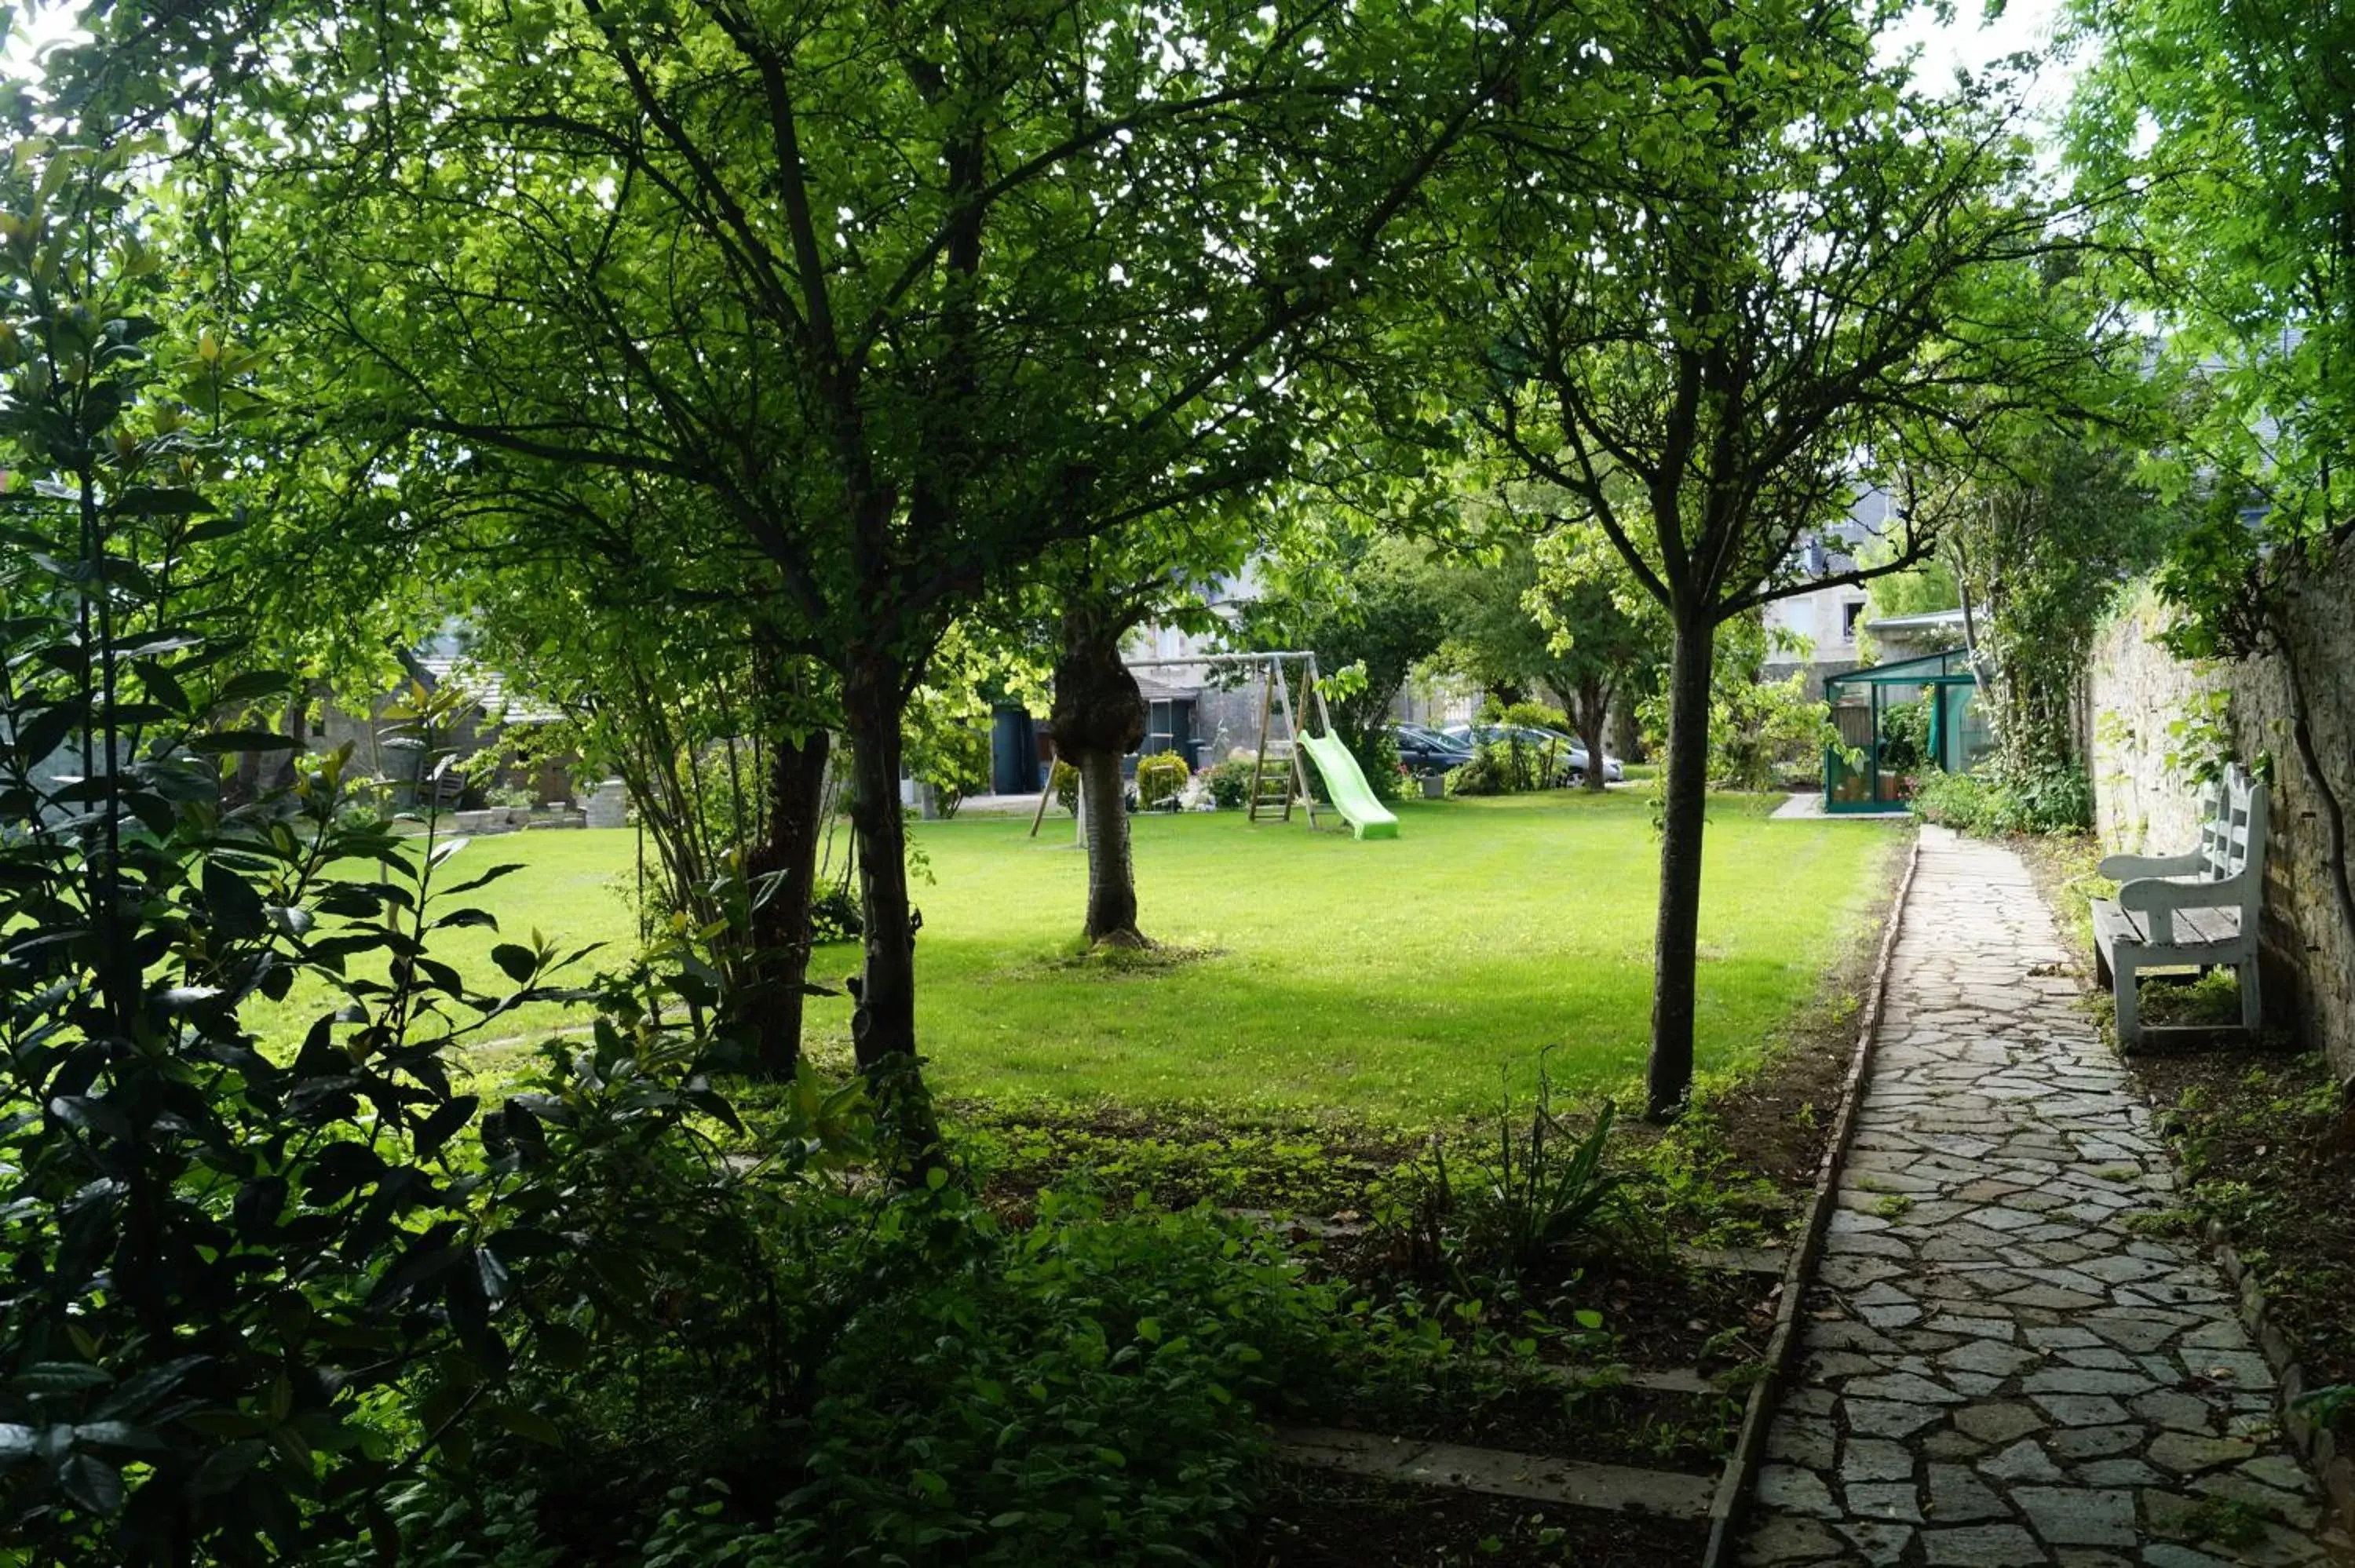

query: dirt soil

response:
[1239,1464,1712,1568]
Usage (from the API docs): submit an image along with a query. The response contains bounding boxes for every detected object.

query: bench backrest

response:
[2203,764,2268,908]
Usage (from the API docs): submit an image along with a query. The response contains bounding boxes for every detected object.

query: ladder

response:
[1247,656,1320,829]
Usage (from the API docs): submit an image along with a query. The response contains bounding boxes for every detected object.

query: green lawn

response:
[243,830,647,1053]
[287,790,1900,1121]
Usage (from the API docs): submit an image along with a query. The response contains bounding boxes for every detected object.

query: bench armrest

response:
[2098,850,2206,879]
[2116,871,2247,913]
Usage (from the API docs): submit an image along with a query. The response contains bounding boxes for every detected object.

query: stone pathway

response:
[1742,827,2349,1568]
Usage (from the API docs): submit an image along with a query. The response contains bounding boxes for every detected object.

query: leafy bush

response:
[1350,729,1405,802]
[0,163,593,1561]
[907,713,991,818]
[783,1189,1333,1565]
[1879,698,1933,775]
[1911,760,2093,835]
[810,879,864,943]
[1445,734,1561,796]
[1051,757,1080,812]
[363,1173,1350,1568]
[1134,751,1191,808]
[1204,757,1257,808]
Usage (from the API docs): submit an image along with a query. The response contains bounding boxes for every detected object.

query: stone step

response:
[1277,1425,1715,1518]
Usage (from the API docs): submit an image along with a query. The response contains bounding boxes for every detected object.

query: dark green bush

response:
[783,1189,1334,1565]
[1204,757,1257,808]
[1911,760,2092,835]
[1879,698,1933,775]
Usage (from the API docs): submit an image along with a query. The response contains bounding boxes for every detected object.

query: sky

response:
[1882,0,2079,120]
[7,0,2084,100]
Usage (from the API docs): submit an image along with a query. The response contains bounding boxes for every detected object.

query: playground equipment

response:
[1028,651,1398,840]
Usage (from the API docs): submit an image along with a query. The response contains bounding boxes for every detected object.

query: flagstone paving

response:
[1740,827,2350,1568]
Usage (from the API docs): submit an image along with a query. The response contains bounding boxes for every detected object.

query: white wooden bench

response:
[2091,763,2268,1048]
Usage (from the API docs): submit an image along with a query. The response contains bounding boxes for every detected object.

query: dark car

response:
[1389,722,1476,774]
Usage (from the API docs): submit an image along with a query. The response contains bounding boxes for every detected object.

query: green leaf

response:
[490,943,539,984]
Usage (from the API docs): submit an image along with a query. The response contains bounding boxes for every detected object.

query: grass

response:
[243,830,644,1052]
[283,789,1900,1123]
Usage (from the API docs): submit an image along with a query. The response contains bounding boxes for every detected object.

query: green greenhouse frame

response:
[1821,648,1987,814]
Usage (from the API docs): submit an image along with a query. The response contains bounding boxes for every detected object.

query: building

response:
[1761,486,1898,698]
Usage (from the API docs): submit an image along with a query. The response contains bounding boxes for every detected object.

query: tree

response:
[457,513,838,1078]
[1231,525,1447,786]
[98,0,1550,1154]
[1426,489,1667,789]
[1915,428,2181,779]
[2070,0,2355,943]
[1451,0,2107,1117]
[1031,516,1254,948]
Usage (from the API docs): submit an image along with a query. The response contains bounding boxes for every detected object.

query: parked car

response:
[1389,722,1476,774]
[1438,723,1624,784]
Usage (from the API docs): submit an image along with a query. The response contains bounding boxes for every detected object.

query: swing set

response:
[1029,651,1398,841]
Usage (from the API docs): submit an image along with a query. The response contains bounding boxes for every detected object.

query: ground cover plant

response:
[294,791,1897,1119]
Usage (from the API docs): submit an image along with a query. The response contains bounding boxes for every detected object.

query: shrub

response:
[908,717,991,818]
[1135,751,1191,808]
[1051,757,1080,812]
[1911,760,2093,836]
[784,1190,1335,1566]
[1204,757,1257,808]
[1446,734,1559,795]
[1879,698,1933,775]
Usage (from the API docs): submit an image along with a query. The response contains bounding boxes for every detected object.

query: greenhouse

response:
[1821,648,1989,813]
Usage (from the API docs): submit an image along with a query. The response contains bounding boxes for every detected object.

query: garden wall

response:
[2088,574,2355,1083]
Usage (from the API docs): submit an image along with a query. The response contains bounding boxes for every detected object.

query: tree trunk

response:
[1075,746,1143,943]
[1576,676,1610,793]
[737,728,830,1080]
[1052,617,1149,946]
[1647,614,1715,1121]
[842,658,940,1164]
[1611,695,1642,764]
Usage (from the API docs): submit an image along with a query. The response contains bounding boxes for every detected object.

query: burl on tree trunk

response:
[1053,629,1149,947]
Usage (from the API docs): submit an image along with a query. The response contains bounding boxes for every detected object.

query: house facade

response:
[1761,486,1898,698]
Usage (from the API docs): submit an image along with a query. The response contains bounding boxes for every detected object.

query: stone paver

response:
[1741,828,2349,1567]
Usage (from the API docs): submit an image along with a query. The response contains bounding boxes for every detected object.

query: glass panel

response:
[1827,706,1875,804]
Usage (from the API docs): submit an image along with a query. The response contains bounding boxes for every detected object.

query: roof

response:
[1134,672,1199,702]
[1864,607,1970,632]
[413,655,564,724]
[1824,647,1976,690]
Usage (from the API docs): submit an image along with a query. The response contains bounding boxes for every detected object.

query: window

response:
[1842,601,1866,641]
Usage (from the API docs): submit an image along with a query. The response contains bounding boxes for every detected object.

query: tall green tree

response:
[1450,0,2106,1117]
[91,0,1551,1149]
[1232,526,1447,781]
[2070,0,2355,940]
[1915,428,2181,778]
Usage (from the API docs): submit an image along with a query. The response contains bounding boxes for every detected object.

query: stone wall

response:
[2088,574,2355,1082]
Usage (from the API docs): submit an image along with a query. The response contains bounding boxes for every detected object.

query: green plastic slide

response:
[1296,732,1400,840]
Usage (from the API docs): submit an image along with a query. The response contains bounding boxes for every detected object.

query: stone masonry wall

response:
[2088,572,2355,1083]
